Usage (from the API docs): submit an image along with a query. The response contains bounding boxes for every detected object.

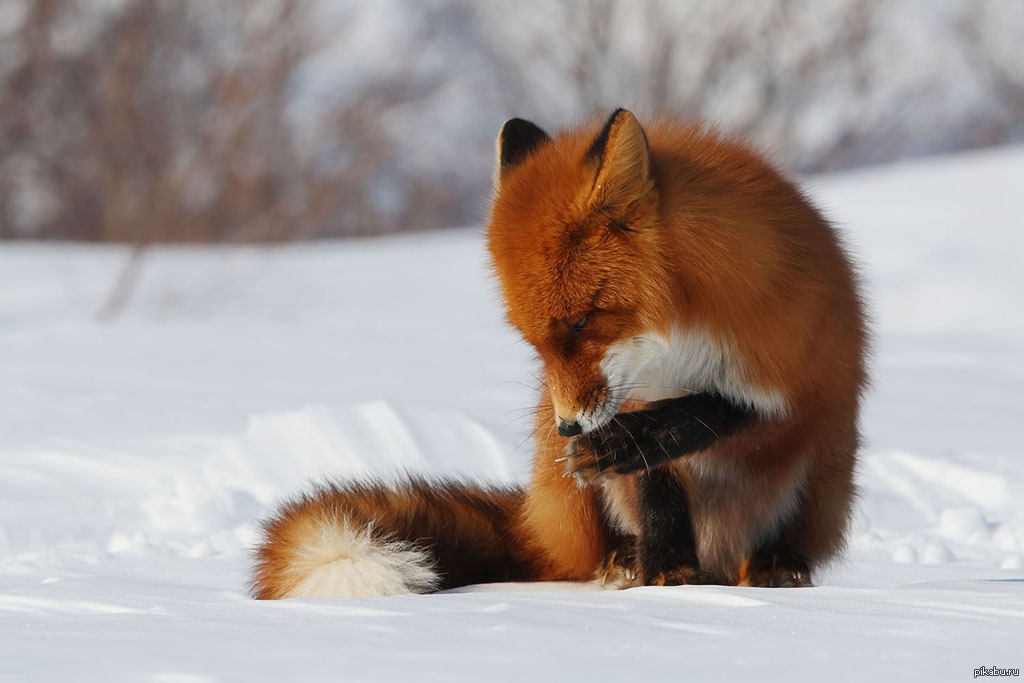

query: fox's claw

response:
[595,549,642,589]
[562,434,629,486]
[562,415,654,484]
[737,549,812,587]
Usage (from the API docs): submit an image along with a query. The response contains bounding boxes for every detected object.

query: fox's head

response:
[486,109,677,436]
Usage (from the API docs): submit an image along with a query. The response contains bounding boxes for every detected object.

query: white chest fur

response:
[600,325,787,418]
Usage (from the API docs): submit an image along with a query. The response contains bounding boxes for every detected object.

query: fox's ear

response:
[496,118,550,180]
[587,108,652,202]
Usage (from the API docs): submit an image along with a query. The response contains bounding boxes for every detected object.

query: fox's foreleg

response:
[562,392,753,483]
[562,393,755,587]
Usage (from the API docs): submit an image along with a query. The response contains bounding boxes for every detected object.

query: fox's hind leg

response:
[521,392,610,581]
[737,546,811,587]
[636,468,727,586]
[522,452,609,580]
[738,428,858,588]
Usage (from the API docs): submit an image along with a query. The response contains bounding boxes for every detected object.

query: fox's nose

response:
[557,419,583,437]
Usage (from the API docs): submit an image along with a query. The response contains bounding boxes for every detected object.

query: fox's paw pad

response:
[649,566,726,586]
[561,438,621,487]
[737,551,812,588]
[595,549,641,590]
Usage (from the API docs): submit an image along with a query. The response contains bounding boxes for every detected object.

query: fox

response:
[251,108,867,598]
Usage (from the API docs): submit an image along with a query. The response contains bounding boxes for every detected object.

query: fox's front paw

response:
[562,416,656,485]
[561,427,643,486]
[648,566,727,586]
[561,436,620,486]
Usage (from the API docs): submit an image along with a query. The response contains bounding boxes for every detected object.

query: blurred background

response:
[1,0,1021,245]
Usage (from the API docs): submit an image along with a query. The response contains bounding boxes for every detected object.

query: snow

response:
[2,147,1023,680]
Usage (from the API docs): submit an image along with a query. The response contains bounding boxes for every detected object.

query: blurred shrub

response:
[0,0,456,241]
[0,0,1021,242]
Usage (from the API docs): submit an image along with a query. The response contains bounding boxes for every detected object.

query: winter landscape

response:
[3,0,1024,680]
[1,145,1022,681]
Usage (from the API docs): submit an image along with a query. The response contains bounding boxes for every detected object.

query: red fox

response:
[251,109,867,598]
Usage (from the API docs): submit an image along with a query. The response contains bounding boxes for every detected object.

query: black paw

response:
[738,549,812,587]
[561,415,652,485]
[648,566,729,586]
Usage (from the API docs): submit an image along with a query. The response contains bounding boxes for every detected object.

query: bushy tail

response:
[251,478,536,599]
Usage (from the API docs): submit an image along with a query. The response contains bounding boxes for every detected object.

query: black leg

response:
[635,468,725,585]
[565,392,753,482]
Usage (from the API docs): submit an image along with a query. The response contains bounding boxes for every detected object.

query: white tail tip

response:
[281,519,439,598]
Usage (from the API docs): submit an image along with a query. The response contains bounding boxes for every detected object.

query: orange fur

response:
[253,479,537,599]
[252,109,867,597]
[515,390,609,581]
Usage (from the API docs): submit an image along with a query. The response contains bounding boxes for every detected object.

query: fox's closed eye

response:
[571,312,590,333]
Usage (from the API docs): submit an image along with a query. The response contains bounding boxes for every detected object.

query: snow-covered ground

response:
[1,147,1022,681]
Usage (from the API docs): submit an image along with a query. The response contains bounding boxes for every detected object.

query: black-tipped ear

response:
[587,107,628,164]
[587,108,652,202]
[497,118,550,175]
